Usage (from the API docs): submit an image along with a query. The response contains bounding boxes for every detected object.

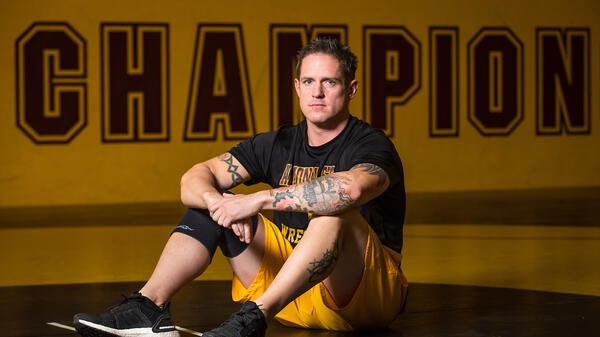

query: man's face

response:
[294,53,357,128]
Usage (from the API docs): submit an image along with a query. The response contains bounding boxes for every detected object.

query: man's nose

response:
[312,84,324,97]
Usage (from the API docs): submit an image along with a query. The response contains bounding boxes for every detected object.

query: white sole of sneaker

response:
[75,318,181,337]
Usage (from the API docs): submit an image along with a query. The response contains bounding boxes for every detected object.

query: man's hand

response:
[208,192,266,243]
[230,218,254,243]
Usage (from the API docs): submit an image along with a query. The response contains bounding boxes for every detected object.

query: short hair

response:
[296,38,358,85]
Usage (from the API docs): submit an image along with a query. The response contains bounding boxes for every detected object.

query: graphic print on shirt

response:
[281,223,305,244]
[278,164,336,186]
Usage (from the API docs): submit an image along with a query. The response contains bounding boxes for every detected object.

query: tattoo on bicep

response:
[307,240,339,283]
[352,163,387,186]
[219,153,243,187]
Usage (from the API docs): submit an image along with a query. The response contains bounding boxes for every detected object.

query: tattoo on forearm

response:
[302,180,319,207]
[271,165,386,214]
[219,153,243,187]
[271,186,308,212]
[270,174,354,214]
[352,163,387,186]
[307,240,338,283]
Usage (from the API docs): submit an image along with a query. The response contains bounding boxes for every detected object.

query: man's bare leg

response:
[227,216,266,288]
[72,231,217,337]
[321,210,369,307]
[237,209,368,319]
[139,233,212,306]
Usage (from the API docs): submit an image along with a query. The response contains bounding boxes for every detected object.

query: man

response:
[74,38,408,337]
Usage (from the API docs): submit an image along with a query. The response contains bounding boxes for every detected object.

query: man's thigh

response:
[230,213,407,331]
[228,213,268,288]
[318,209,370,308]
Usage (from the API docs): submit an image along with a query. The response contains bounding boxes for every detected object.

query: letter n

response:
[184,24,254,140]
[536,28,590,135]
[101,23,169,142]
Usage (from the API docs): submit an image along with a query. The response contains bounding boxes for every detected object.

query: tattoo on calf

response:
[220,153,243,187]
[307,240,339,283]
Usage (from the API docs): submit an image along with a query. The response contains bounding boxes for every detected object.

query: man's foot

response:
[203,301,267,337]
[73,292,179,337]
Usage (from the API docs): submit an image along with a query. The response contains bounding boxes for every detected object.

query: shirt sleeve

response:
[348,129,404,186]
[228,131,277,186]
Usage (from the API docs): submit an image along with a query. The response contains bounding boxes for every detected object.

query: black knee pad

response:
[218,215,258,258]
[171,208,258,259]
[172,208,223,260]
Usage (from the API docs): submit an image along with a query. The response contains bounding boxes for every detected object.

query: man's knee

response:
[219,215,259,258]
[172,208,223,259]
[309,209,369,237]
[172,208,260,259]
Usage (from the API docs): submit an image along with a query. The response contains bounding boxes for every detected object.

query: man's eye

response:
[323,80,337,87]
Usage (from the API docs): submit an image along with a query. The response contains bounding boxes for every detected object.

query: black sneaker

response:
[73,292,179,337]
[203,301,267,337]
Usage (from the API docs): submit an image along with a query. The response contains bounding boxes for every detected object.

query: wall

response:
[1,0,599,207]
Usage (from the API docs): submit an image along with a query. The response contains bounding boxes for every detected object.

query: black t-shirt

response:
[228,116,406,252]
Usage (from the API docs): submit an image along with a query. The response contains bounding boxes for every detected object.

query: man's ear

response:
[348,79,358,99]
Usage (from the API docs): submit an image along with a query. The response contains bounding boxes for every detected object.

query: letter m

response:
[270,24,347,130]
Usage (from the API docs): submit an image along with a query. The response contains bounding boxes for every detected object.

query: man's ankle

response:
[138,290,165,308]
[251,301,271,320]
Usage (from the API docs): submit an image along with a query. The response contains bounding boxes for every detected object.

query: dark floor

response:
[2,280,599,337]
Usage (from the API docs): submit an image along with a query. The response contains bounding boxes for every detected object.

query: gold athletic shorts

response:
[231,214,408,331]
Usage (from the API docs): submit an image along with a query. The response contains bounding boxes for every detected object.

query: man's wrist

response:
[202,190,223,207]
[258,189,274,211]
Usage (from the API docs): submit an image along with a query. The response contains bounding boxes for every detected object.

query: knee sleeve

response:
[218,215,258,258]
[171,208,258,259]
[172,208,223,260]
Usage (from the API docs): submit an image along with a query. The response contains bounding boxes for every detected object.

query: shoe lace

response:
[215,305,263,335]
[104,293,141,311]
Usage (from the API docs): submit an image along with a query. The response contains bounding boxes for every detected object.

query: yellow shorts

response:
[231,214,408,331]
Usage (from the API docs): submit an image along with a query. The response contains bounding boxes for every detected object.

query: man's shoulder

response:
[243,123,301,151]
[249,123,298,140]
[274,121,304,140]
[347,116,389,139]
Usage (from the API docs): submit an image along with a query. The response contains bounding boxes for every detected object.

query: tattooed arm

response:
[203,162,389,231]
[180,152,249,209]
[268,163,389,215]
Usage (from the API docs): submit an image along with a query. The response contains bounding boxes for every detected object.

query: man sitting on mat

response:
[74,38,408,337]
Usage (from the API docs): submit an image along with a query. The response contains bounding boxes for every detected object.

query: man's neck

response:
[306,116,350,147]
